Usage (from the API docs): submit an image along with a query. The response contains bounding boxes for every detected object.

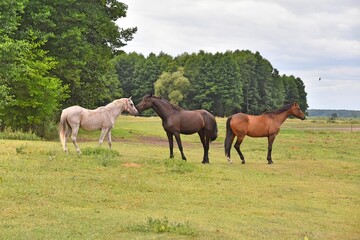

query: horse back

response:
[61,106,84,119]
[174,110,203,134]
[60,106,84,125]
[230,113,277,137]
[180,110,217,136]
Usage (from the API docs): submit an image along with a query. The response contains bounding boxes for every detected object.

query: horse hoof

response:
[202,161,209,164]
[241,161,245,164]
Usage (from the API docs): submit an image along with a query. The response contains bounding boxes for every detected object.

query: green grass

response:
[0,116,359,239]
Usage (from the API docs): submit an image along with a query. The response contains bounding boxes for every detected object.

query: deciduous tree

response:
[154,67,190,105]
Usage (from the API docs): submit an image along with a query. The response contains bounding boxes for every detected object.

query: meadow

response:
[1,116,359,239]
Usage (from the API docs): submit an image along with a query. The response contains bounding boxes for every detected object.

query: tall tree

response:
[16,0,137,108]
[0,0,66,134]
[282,75,300,105]
[294,77,308,111]
[271,69,286,108]
[154,67,190,105]
[131,53,167,103]
[234,51,261,114]
[215,51,243,116]
[114,52,143,98]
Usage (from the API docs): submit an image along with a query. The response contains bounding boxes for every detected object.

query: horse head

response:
[290,102,306,120]
[125,97,139,116]
[136,94,154,113]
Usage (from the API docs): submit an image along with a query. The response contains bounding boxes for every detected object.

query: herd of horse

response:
[59,94,305,164]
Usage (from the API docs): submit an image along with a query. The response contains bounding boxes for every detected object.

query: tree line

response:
[0,0,308,137]
[308,110,360,118]
[114,51,308,117]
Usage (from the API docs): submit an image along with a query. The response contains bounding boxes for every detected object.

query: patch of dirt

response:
[74,135,223,148]
[134,136,169,146]
[75,135,168,145]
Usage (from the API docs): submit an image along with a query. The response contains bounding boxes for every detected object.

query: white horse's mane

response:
[106,98,126,109]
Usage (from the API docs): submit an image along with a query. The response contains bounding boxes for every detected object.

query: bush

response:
[128,217,197,236]
[0,127,41,141]
[35,121,59,140]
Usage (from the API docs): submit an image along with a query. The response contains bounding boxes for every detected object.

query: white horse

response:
[59,97,138,153]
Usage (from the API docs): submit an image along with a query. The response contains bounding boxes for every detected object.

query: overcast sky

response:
[118,0,360,110]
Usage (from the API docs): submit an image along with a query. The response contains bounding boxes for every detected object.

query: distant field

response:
[1,116,359,239]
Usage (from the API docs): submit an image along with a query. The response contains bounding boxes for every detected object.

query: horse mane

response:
[105,98,126,109]
[264,104,292,115]
[151,95,184,111]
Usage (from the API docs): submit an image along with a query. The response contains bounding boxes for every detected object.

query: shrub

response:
[0,127,41,141]
[128,217,197,236]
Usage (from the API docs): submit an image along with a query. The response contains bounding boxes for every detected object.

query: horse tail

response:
[203,111,218,142]
[210,117,218,142]
[224,116,234,157]
[59,110,69,152]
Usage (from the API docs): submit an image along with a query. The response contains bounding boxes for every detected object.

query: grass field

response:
[1,116,359,239]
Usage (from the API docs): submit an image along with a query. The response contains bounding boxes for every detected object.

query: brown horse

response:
[136,94,218,163]
[224,102,305,164]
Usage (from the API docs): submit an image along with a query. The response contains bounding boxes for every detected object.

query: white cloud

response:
[119,0,360,110]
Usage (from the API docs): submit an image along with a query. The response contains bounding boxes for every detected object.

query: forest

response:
[113,51,308,117]
[0,0,307,137]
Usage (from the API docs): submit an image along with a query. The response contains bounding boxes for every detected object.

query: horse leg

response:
[204,136,211,164]
[166,132,174,158]
[64,126,71,153]
[225,134,235,164]
[71,125,81,154]
[107,130,112,149]
[98,128,108,146]
[234,137,245,164]
[198,130,209,164]
[174,132,186,161]
[267,134,276,164]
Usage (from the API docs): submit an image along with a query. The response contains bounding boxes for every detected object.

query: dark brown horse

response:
[136,94,218,163]
[225,102,305,164]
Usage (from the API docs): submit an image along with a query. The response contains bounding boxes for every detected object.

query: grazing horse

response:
[225,102,305,164]
[59,97,138,153]
[136,94,218,164]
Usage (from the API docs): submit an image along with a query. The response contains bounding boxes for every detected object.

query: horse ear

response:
[149,93,152,98]
[129,96,132,100]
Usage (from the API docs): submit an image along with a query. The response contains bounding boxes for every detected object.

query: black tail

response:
[224,116,234,157]
[211,119,218,142]
[203,111,218,142]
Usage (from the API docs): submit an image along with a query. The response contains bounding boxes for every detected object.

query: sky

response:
[117,0,360,110]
